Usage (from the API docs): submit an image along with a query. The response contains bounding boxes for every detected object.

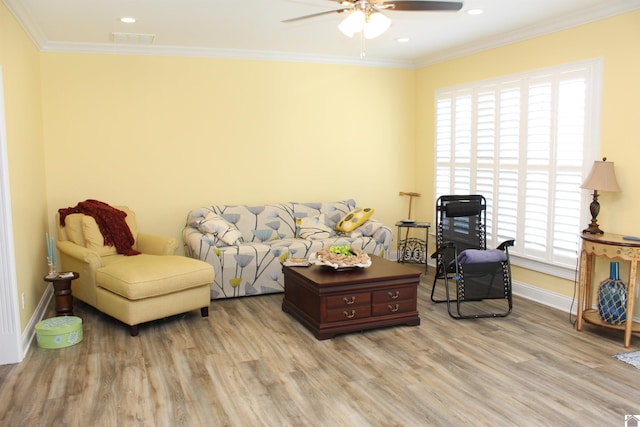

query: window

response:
[434,59,602,279]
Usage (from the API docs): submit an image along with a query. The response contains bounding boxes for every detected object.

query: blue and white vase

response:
[597,261,627,325]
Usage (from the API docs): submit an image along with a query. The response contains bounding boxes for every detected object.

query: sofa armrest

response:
[57,240,104,268]
[136,233,178,256]
[350,220,393,249]
[56,240,104,307]
[372,224,393,250]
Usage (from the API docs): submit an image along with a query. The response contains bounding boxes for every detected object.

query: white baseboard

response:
[21,285,53,355]
[409,252,640,324]
[512,279,577,315]
[20,254,637,353]
[402,250,579,314]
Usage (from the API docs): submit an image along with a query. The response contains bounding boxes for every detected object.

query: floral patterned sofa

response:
[183,199,392,299]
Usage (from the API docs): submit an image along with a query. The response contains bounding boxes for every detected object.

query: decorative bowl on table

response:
[282,257,310,267]
[309,245,372,270]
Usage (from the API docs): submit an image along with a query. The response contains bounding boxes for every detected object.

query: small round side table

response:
[44,272,79,316]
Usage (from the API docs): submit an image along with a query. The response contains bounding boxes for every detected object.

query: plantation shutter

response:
[434,59,601,276]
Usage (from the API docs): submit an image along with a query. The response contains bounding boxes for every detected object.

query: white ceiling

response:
[5,0,640,67]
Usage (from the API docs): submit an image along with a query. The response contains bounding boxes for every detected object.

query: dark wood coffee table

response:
[282,255,421,339]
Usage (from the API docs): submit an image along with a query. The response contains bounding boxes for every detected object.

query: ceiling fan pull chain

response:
[360,31,366,58]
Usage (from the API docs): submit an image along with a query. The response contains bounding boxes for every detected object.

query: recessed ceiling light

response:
[466,9,484,15]
[396,37,410,43]
[120,16,136,23]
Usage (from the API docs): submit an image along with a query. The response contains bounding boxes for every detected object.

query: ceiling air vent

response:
[111,32,156,44]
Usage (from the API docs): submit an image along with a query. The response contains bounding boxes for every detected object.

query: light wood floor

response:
[1,267,639,426]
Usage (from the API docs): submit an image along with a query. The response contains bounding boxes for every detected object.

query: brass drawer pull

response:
[388,304,400,312]
[388,291,400,299]
[343,296,356,305]
[343,310,356,319]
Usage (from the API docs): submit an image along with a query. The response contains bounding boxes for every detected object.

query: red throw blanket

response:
[59,200,140,256]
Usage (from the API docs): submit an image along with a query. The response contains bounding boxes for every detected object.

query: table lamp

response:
[580,157,620,234]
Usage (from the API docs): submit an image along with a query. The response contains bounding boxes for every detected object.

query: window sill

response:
[510,254,577,281]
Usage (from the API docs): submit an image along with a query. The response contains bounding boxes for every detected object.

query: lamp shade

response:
[363,12,391,39]
[338,10,365,38]
[338,9,391,39]
[581,160,620,192]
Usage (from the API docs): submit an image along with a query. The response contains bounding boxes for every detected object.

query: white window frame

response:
[434,59,603,280]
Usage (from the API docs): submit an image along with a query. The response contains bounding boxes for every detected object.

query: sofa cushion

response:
[457,249,507,264]
[296,214,334,239]
[96,255,214,300]
[335,208,375,233]
[63,214,86,247]
[82,209,138,256]
[251,229,281,242]
[348,219,385,237]
[197,212,242,245]
[293,199,356,229]
[208,204,296,242]
[82,216,118,256]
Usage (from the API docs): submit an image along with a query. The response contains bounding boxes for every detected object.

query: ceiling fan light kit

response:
[338,9,365,37]
[363,11,392,39]
[284,1,463,54]
[338,9,391,39]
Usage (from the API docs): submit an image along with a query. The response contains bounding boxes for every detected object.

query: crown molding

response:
[2,0,413,68]
[2,0,45,48]
[38,41,415,68]
[5,0,639,69]
[416,0,640,68]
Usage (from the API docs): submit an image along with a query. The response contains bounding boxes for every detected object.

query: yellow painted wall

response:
[4,1,640,336]
[0,2,49,332]
[415,10,640,299]
[40,54,416,248]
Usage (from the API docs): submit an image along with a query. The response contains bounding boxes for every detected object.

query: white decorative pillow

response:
[350,219,384,237]
[296,214,333,240]
[197,213,242,246]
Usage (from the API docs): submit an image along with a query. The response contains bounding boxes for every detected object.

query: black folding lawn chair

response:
[430,195,514,319]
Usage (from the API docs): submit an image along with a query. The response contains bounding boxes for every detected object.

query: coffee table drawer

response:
[326,306,372,322]
[326,292,371,309]
[372,300,416,316]
[372,286,417,303]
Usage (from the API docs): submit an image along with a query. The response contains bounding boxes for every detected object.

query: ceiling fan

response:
[283,1,463,39]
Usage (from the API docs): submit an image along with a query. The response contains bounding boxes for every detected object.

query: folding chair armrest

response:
[497,239,515,250]
[433,241,456,255]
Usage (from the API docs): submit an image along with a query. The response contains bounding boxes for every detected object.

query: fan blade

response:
[385,1,463,11]
[282,8,351,23]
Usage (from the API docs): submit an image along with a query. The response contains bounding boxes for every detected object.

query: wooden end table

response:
[44,272,79,316]
[282,255,421,340]
[577,233,640,348]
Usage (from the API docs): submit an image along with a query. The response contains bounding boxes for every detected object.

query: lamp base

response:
[583,192,604,234]
[583,223,604,234]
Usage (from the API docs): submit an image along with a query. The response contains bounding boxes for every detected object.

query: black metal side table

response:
[395,221,430,272]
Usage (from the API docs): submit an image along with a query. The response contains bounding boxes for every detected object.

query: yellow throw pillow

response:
[82,216,117,256]
[81,207,138,255]
[63,213,86,247]
[335,208,375,233]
